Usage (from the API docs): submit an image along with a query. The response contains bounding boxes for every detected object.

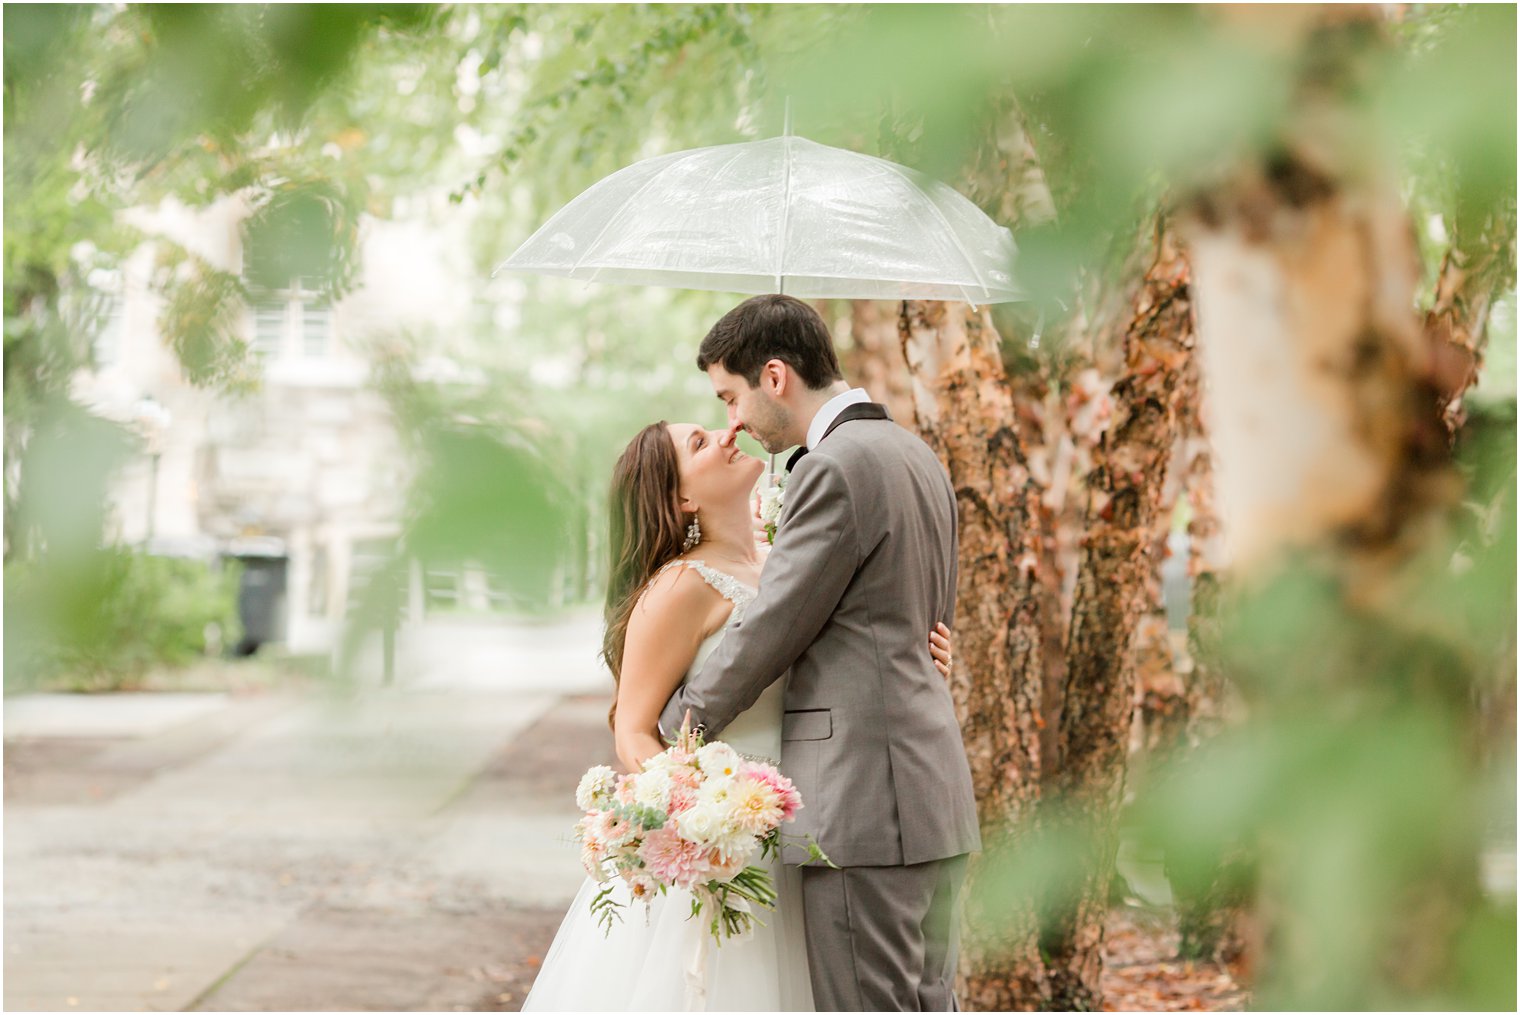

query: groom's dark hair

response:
[696,294,844,391]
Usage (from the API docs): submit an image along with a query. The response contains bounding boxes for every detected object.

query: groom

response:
[659,294,981,1011]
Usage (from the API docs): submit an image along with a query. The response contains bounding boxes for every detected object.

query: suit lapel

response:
[818,401,890,444]
[785,402,891,473]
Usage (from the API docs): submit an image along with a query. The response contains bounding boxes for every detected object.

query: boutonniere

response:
[757,473,788,544]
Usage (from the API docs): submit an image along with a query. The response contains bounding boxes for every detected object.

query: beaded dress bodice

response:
[655,558,781,765]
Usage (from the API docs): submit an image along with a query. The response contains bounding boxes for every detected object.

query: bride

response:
[522,420,953,1012]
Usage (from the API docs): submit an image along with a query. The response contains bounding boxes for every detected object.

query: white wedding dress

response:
[521,560,815,1012]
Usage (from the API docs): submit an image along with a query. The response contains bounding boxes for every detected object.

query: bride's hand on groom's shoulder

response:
[929,623,953,678]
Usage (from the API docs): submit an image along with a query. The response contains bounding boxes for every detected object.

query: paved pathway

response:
[5,672,615,1011]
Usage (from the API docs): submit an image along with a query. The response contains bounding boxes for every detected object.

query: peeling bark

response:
[840,298,915,422]
[885,95,1065,1011]
[1182,155,1457,583]
[1182,151,1463,999]
[1177,14,1481,1003]
[1133,432,1187,763]
[1046,223,1195,1011]
[1423,214,1516,437]
[899,299,1050,1010]
[1006,360,1071,778]
[1169,340,1255,969]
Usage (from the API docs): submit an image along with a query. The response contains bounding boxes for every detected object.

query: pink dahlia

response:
[638,825,712,890]
[667,786,698,814]
[596,810,633,846]
[740,762,802,821]
[730,775,786,835]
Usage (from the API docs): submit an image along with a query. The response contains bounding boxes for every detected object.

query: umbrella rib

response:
[775,135,793,294]
[875,159,997,303]
[494,146,695,277]
[567,147,719,276]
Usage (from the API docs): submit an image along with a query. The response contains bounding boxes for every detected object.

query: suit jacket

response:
[660,403,982,867]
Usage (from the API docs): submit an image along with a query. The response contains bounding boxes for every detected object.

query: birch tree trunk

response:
[840,298,916,423]
[1133,433,1187,763]
[1167,335,1255,969]
[1176,12,1487,1003]
[1423,213,1515,435]
[886,97,1064,1011]
[1183,173,1453,570]
[1038,236,1159,789]
[1045,223,1195,1010]
[1181,159,1476,1005]
[899,299,1049,1010]
[1009,359,1073,777]
[1031,355,1111,784]
[1424,214,1518,777]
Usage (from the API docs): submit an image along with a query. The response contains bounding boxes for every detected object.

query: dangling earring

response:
[682,513,702,552]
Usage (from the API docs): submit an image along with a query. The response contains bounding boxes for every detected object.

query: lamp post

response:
[131,396,172,546]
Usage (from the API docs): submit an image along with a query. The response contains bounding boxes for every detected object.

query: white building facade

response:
[73,195,453,658]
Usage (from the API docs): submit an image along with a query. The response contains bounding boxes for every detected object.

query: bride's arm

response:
[613,566,723,772]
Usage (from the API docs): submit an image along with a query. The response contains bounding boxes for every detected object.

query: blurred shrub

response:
[5,550,242,692]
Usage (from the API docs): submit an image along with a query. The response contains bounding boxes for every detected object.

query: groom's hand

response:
[751,488,770,547]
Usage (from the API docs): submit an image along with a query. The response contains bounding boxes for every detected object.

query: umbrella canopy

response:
[494,135,1024,304]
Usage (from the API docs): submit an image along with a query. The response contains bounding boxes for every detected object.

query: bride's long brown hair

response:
[602,422,692,730]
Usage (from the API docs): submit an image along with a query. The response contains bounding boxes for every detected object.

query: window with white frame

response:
[247,276,334,361]
[88,269,125,369]
[301,302,331,357]
[252,303,285,358]
[94,297,125,369]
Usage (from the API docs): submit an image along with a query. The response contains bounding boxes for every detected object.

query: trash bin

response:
[232,554,288,656]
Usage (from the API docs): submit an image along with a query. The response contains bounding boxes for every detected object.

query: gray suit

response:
[660,403,981,1011]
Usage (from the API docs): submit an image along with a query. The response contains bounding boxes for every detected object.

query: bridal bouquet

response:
[572,718,825,943]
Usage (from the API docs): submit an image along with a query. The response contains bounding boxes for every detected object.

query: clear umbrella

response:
[493,134,1023,305]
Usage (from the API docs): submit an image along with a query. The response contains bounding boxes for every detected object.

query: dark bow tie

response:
[785,445,809,472]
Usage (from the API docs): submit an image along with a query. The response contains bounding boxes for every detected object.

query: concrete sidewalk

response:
[4,683,615,1012]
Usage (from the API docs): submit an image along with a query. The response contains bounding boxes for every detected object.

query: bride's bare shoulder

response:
[632,560,726,629]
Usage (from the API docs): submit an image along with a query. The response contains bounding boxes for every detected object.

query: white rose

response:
[674,799,730,847]
[757,475,787,526]
[758,475,788,543]
[575,765,618,812]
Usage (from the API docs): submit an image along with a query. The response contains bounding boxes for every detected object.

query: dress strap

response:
[656,559,757,618]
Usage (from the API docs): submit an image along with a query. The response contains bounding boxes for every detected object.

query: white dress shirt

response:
[804,387,871,450]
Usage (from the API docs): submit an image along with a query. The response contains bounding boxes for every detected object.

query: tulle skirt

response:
[521,857,814,1011]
